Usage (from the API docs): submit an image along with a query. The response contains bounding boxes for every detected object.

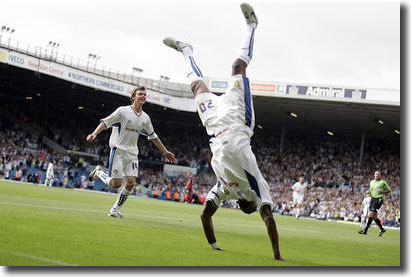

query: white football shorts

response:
[292,194,304,205]
[206,130,274,210]
[362,207,369,218]
[46,172,54,179]
[108,147,139,178]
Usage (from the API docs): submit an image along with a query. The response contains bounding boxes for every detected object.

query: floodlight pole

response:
[47,41,60,61]
[279,126,286,154]
[8,28,15,48]
[1,26,15,48]
[359,131,365,163]
[87,53,100,72]
[132,67,143,85]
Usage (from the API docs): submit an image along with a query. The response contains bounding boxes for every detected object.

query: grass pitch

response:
[0,181,400,266]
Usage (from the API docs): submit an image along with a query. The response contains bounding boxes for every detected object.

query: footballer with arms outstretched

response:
[86,86,176,218]
[163,3,286,261]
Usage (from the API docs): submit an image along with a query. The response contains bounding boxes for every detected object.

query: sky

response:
[0,0,400,90]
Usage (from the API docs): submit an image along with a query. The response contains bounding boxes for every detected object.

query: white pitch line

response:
[0,201,287,229]
[280,227,320,233]
[0,201,184,222]
[0,201,325,231]
[0,250,77,266]
[0,200,265,230]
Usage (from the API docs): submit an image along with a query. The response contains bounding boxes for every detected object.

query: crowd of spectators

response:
[1,103,400,227]
[0,109,95,189]
[256,136,400,226]
[5,101,212,169]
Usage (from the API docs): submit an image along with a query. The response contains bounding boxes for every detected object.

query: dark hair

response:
[237,199,257,214]
[130,86,146,103]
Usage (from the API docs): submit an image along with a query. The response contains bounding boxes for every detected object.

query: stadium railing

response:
[0,36,192,98]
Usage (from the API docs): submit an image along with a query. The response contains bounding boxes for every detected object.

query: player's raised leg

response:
[163,37,210,96]
[232,3,258,77]
[90,165,111,185]
[89,164,123,190]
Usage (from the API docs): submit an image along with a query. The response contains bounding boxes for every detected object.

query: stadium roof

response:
[253,95,400,140]
[0,63,400,141]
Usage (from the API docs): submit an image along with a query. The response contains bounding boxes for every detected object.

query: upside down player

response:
[163,3,286,261]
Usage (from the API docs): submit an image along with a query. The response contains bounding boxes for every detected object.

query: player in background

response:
[44,160,54,187]
[184,171,194,203]
[291,176,307,219]
[358,170,391,236]
[86,86,176,218]
[186,171,194,192]
[360,191,371,229]
[163,3,285,261]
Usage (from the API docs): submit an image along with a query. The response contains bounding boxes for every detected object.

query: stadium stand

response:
[0,99,400,227]
[0,48,400,228]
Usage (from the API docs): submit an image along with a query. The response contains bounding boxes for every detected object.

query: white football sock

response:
[181,47,204,84]
[112,187,131,210]
[237,23,257,65]
[96,170,112,186]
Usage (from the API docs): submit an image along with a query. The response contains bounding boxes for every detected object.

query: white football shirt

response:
[292,182,307,198]
[101,105,158,155]
[46,163,54,177]
[194,75,255,138]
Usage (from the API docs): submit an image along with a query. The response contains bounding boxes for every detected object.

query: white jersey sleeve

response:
[101,107,122,128]
[142,116,158,140]
[301,182,308,191]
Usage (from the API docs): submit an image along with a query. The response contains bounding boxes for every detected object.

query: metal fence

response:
[0,35,193,98]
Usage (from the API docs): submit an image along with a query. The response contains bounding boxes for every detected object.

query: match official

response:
[358,170,390,236]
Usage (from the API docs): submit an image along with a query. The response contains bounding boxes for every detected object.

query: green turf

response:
[0,181,400,266]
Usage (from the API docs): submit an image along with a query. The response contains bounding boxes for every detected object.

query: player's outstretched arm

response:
[384,181,391,194]
[201,201,223,251]
[150,137,176,164]
[260,205,287,261]
[86,122,107,142]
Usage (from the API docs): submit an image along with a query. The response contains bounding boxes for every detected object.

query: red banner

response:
[250,83,276,92]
